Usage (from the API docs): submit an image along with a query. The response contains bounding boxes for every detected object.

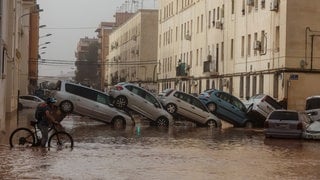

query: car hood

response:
[306,120,320,133]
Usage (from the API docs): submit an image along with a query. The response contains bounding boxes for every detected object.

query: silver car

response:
[109,82,173,127]
[264,110,311,138]
[52,80,134,129]
[18,95,44,110]
[159,89,222,128]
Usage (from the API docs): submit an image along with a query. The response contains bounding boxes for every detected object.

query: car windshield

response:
[269,111,298,121]
[306,98,320,110]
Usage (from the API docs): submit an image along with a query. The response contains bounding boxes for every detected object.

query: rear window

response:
[269,111,298,121]
[264,96,282,109]
[306,98,320,110]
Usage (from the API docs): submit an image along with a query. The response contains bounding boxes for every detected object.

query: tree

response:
[74,41,101,89]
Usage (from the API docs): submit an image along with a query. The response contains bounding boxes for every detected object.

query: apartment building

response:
[158,0,320,110]
[1,0,41,131]
[108,9,158,89]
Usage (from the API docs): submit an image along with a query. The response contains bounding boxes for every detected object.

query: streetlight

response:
[39,33,52,38]
[39,41,51,46]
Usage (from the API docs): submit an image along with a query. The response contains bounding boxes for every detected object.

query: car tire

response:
[112,117,125,130]
[206,120,217,128]
[59,100,74,113]
[114,96,128,109]
[156,117,169,127]
[244,121,253,128]
[166,103,177,114]
[207,102,217,113]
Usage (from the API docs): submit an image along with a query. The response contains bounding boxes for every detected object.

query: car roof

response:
[306,95,320,100]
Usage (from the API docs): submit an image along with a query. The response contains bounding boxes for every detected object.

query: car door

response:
[213,92,232,116]
[92,92,114,123]
[173,92,194,118]
[229,96,248,124]
[189,96,210,124]
[65,84,95,116]
[127,86,156,120]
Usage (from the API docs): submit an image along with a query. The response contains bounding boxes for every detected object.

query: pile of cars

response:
[26,80,317,139]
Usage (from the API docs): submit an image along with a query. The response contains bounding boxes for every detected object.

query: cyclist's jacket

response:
[35,103,51,126]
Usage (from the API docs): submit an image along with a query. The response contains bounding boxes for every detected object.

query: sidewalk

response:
[0,109,34,145]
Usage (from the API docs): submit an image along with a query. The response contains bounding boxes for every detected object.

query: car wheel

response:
[206,119,217,128]
[244,121,253,128]
[156,117,169,127]
[207,103,217,112]
[112,117,125,130]
[59,100,74,113]
[166,103,177,114]
[114,96,128,109]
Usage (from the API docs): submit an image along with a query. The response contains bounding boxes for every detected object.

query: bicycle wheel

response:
[9,128,35,148]
[48,131,73,150]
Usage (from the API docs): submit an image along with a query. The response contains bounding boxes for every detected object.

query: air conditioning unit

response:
[253,40,261,51]
[185,34,191,41]
[247,0,254,6]
[270,0,278,11]
[216,21,223,29]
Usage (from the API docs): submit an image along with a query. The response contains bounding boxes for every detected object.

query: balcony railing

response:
[203,60,218,75]
[176,63,188,76]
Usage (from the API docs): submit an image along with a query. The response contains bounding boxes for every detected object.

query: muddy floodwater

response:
[1,109,320,179]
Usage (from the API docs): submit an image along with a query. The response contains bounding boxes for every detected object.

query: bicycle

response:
[9,120,74,150]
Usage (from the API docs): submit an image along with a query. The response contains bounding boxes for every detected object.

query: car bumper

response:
[264,129,302,138]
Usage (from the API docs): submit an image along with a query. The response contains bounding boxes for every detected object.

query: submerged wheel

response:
[9,128,35,148]
[244,121,253,128]
[207,103,217,113]
[48,131,73,150]
[60,100,74,113]
[206,120,218,128]
[166,103,177,114]
[112,117,126,130]
[156,117,169,127]
[114,96,128,109]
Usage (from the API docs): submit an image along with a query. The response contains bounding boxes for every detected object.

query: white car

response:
[52,80,134,129]
[109,82,173,127]
[159,89,222,128]
[246,94,283,122]
[19,95,44,110]
[303,120,320,140]
[305,95,320,122]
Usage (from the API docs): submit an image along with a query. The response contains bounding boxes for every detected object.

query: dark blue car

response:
[199,89,252,127]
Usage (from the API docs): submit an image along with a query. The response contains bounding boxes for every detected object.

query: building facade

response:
[1,0,41,131]
[108,9,158,90]
[157,0,320,110]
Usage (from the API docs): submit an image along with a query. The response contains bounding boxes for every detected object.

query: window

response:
[259,74,264,94]
[252,76,257,96]
[230,39,234,59]
[208,11,211,28]
[240,76,244,98]
[241,36,245,57]
[246,76,250,99]
[221,42,224,61]
[273,74,278,98]
[275,26,280,52]
[247,34,251,56]
[254,32,258,56]
[231,0,235,14]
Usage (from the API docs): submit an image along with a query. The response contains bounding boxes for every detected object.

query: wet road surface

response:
[1,109,320,179]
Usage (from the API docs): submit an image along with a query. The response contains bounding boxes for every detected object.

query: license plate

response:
[276,124,289,129]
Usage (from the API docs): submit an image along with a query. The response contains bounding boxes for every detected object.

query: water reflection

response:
[1,110,320,179]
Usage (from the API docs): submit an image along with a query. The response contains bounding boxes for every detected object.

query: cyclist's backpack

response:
[35,103,47,121]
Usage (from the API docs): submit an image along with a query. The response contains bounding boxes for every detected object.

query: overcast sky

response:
[37,0,157,77]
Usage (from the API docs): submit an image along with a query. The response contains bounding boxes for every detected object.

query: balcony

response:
[203,60,218,76]
[176,63,188,77]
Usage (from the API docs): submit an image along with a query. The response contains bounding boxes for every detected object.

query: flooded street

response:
[1,109,320,179]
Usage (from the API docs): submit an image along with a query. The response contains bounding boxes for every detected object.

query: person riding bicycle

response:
[36,97,60,147]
